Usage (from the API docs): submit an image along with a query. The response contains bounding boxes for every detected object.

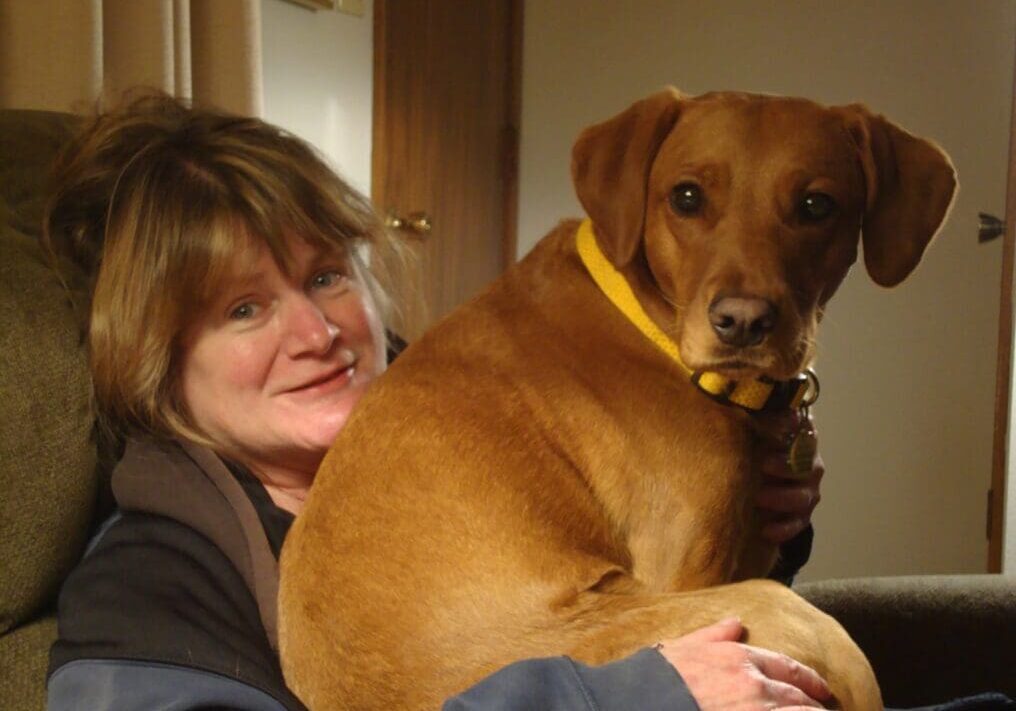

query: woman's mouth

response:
[284,361,358,396]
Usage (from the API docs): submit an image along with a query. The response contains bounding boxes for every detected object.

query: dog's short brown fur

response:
[279,89,956,710]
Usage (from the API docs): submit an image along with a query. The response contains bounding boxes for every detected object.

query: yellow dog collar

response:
[575,219,813,412]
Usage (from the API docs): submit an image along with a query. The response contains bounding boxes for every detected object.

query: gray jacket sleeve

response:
[442,648,700,711]
[47,659,290,711]
[48,649,697,711]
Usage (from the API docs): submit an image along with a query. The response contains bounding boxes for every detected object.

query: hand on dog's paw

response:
[654,618,832,710]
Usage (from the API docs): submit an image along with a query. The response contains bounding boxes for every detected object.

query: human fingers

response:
[752,409,802,446]
[756,456,822,544]
[746,645,832,705]
[760,516,810,545]
[658,637,828,711]
[760,449,826,483]
[756,481,820,514]
[756,455,822,545]
[756,679,826,709]
[759,455,820,524]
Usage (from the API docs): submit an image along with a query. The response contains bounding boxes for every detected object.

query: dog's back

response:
[279,219,763,708]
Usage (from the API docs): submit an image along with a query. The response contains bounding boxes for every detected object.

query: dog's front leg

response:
[629,508,743,592]
[619,427,756,591]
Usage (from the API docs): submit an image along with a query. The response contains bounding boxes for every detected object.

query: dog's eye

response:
[669,183,704,216]
[799,193,836,222]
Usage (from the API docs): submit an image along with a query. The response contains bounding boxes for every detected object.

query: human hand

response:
[654,618,832,710]
[753,410,824,544]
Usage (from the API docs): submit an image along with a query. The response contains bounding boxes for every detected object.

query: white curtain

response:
[0,0,263,116]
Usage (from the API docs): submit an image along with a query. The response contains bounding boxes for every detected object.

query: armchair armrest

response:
[796,575,1016,707]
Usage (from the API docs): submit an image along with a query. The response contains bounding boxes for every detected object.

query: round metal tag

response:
[788,428,818,478]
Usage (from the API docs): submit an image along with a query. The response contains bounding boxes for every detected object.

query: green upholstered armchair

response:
[0,108,1013,711]
[0,109,102,711]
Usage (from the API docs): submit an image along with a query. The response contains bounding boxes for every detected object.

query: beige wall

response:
[261,0,373,194]
[519,0,1016,581]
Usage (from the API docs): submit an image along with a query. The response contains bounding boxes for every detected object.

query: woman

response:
[44,95,828,710]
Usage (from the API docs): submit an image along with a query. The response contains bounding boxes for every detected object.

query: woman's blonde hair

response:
[44,93,407,442]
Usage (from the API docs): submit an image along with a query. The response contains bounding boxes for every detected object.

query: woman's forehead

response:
[222,230,349,281]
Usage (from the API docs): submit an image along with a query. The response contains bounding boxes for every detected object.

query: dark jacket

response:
[47,437,708,710]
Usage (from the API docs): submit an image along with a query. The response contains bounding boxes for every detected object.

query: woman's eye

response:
[669,183,704,216]
[311,269,347,290]
[229,302,258,320]
[799,192,837,222]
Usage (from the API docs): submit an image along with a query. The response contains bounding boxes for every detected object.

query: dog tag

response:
[785,370,820,478]
[787,418,818,478]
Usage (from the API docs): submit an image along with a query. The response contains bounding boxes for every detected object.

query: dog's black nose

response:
[708,296,777,347]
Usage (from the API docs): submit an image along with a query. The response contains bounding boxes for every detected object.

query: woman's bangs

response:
[176,210,266,314]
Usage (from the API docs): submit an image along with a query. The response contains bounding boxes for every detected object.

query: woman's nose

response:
[283,297,339,357]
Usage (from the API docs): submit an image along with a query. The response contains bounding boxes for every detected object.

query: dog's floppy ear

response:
[837,105,957,287]
[571,88,684,267]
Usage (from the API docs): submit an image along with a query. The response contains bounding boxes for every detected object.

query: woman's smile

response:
[282,361,358,398]
[278,348,359,396]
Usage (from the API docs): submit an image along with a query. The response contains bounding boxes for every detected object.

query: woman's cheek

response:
[226,331,279,389]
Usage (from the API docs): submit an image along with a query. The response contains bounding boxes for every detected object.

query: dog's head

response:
[572,88,956,380]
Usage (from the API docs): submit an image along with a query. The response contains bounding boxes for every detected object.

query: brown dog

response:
[279,88,956,710]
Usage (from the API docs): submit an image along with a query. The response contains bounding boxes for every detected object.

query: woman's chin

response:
[308,399,361,450]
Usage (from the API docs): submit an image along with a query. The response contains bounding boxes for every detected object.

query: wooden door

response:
[372,0,522,340]
[989,45,1016,573]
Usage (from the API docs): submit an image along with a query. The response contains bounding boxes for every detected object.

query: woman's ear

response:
[837,104,958,287]
[571,87,685,268]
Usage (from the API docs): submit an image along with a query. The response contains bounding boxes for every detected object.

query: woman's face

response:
[177,234,387,476]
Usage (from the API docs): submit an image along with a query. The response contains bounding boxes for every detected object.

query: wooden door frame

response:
[988,41,1016,573]
[502,0,523,267]
[370,0,524,269]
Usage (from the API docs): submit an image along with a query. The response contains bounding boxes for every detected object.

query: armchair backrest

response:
[0,109,101,709]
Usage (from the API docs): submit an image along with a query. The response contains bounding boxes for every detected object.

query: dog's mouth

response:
[678,308,816,382]
[698,349,813,382]
[695,358,769,378]
[686,342,809,381]
[707,359,755,371]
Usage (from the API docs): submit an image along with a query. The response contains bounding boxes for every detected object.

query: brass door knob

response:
[385,211,432,237]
